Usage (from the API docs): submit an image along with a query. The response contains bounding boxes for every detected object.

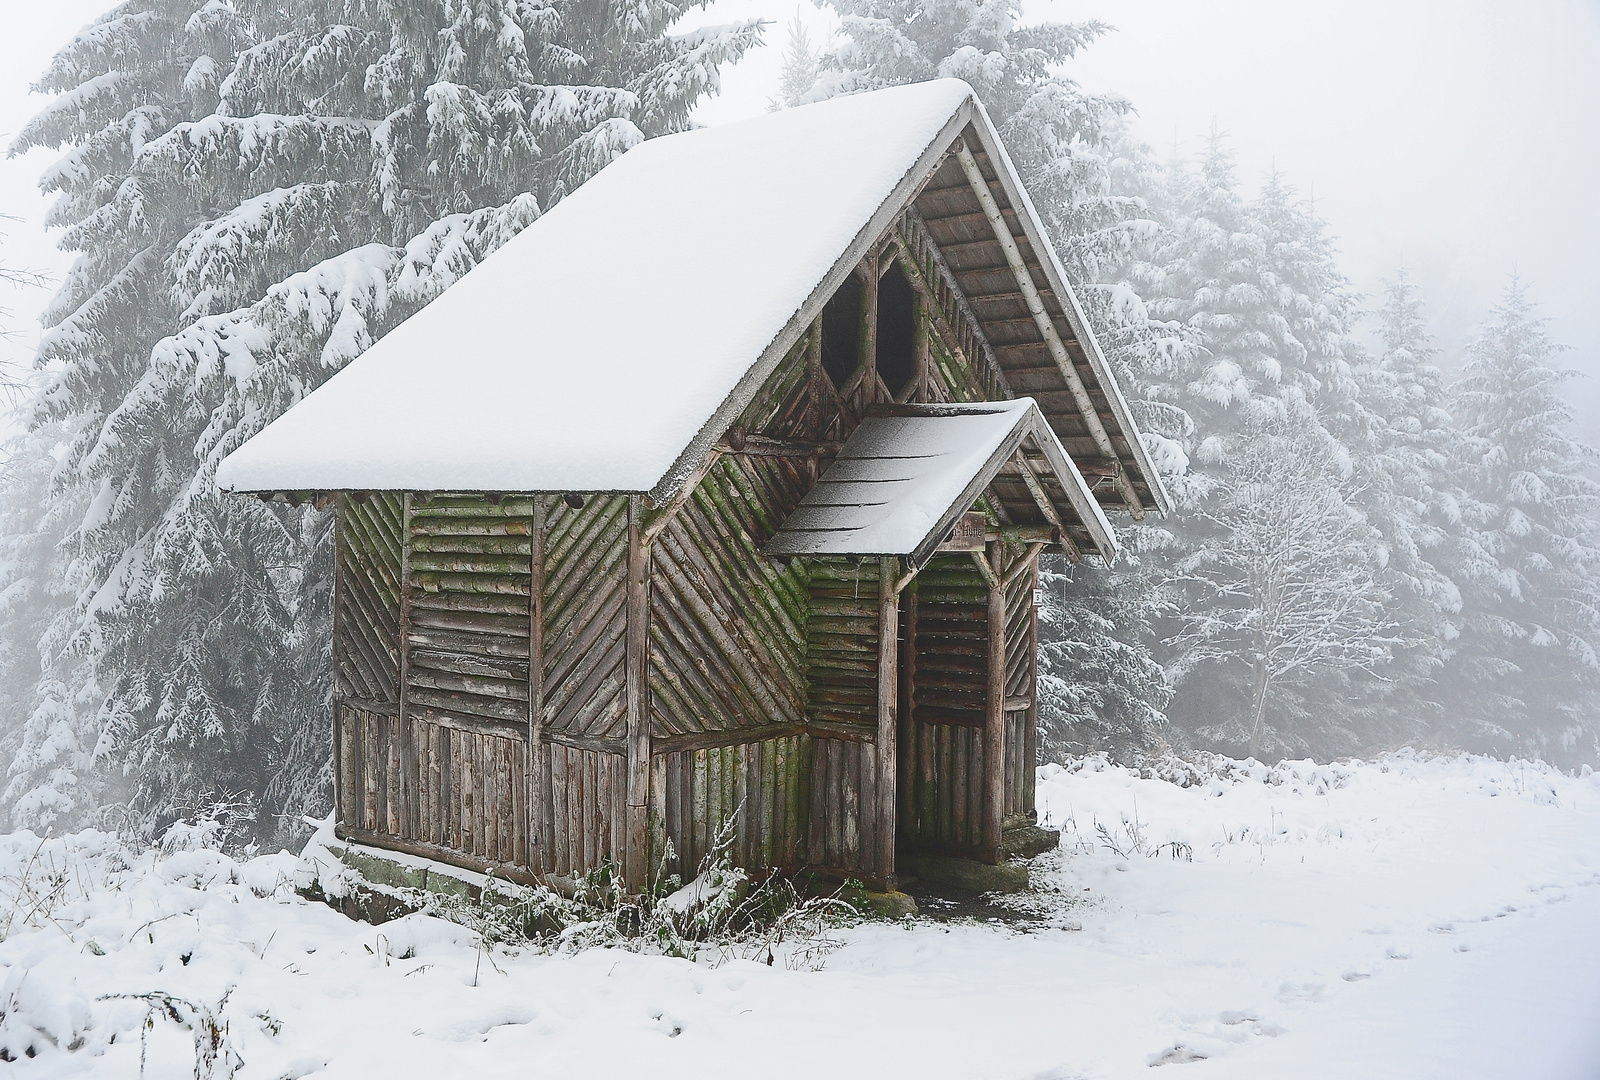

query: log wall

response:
[329,240,1049,889]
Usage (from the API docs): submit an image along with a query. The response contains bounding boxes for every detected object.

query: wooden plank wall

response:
[338,704,530,867]
[897,554,989,856]
[405,495,533,726]
[808,735,880,872]
[648,455,809,742]
[805,558,883,733]
[651,735,809,878]
[541,494,629,747]
[334,494,403,707]
[537,743,628,879]
[1002,556,1038,827]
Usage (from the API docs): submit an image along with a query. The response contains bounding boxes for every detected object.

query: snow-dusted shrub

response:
[357,816,866,971]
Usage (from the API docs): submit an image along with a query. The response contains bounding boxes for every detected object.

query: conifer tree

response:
[3,0,759,837]
[1137,141,1400,757]
[1442,283,1600,763]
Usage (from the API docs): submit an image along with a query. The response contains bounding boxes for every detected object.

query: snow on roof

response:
[214,80,977,495]
[765,399,1112,565]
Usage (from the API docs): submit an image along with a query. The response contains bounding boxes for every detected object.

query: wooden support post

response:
[951,141,1143,518]
[876,556,901,890]
[331,496,345,829]
[983,542,1006,862]
[898,579,918,835]
[529,496,546,865]
[396,492,413,841]
[1025,555,1040,823]
[624,496,651,892]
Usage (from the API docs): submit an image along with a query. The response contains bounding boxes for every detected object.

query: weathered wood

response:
[951,142,1139,517]
[983,542,1006,861]
[935,511,988,553]
[624,496,650,890]
[876,557,900,886]
[1025,556,1040,820]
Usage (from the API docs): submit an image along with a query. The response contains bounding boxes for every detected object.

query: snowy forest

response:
[0,0,1595,849]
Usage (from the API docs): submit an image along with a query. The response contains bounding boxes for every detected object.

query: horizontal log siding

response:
[542,495,629,740]
[651,735,809,880]
[805,558,882,733]
[405,495,533,729]
[897,555,992,857]
[338,704,529,867]
[648,455,809,739]
[335,494,403,704]
[910,556,989,724]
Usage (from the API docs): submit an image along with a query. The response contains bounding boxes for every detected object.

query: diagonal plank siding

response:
[335,494,403,704]
[649,456,809,739]
[542,494,629,740]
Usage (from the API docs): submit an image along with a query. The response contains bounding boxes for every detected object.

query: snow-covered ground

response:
[0,752,1595,1079]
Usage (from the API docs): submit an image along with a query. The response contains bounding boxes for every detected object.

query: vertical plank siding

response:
[338,704,530,867]
[651,735,809,879]
[536,744,628,878]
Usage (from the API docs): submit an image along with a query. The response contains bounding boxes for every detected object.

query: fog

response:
[3,2,1598,424]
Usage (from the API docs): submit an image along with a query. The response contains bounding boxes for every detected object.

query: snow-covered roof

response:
[214,78,1168,517]
[215,80,976,496]
[765,399,1115,566]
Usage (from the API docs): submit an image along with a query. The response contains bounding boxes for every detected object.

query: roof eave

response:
[959,99,1173,517]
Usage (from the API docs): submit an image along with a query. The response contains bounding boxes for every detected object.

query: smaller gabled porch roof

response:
[764,398,1115,568]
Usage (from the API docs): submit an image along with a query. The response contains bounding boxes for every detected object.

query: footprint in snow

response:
[1385,945,1412,960]
[1148,1045,1207,1067]
[1341,969,1372,981]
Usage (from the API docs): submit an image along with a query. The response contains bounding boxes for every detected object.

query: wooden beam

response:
[983,542,1006,862]
[1002,542,1046,589]
[968,548,1000,590]
[890,222,1011,398]
[529,496,546,863]
[951,141,1143,518]
[877,556,901,889]
[624,495,651,892]
[332,497,346,828]
[642,450,722,547]
[1024,556,1040,824]
[1011,449,1082,563]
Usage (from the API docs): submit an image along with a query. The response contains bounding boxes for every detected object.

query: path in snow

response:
[0,752,1594,1079]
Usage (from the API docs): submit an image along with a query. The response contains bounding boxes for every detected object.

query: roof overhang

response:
[764,399,1116,567]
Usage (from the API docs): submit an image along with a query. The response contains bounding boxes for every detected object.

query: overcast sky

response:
[4,2,1598,422]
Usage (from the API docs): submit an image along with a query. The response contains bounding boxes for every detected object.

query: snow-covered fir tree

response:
[1334,274,1466,746]
[1441,283,1600,764]
[1135,141,1404,757]
[3,0,759,839]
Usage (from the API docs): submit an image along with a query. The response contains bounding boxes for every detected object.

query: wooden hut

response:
[217,79,1169,894]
